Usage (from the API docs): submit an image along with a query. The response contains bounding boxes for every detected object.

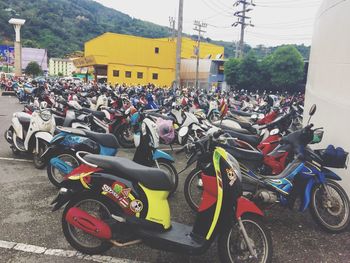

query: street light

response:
[9,18,25,77]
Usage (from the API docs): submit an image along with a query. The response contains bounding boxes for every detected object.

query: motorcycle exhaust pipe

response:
[65,207,112,240]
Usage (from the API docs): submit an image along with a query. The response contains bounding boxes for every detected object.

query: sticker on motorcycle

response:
[102,184,130,208]
[122,188,131,198]
[130,199,143,213]
[226,168,237,186]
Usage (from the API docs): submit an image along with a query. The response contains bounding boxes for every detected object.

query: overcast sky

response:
[95,0,321,47]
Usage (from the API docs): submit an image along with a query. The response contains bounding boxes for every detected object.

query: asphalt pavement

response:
[0,95,350,263]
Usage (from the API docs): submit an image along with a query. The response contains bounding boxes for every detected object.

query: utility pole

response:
[175,0,184,90]
[193,20,207,90]
[233,0,254,58]
[169,17,176,40]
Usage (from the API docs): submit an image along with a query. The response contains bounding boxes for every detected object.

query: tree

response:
[269,45,304,91]
[237,50,261,91]
[224,58,241,87]
[259,54,274,91]
[57,72,63,77]
[25,61,42,77]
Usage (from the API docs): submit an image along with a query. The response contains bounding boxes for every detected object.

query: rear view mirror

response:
[309,104,316,116]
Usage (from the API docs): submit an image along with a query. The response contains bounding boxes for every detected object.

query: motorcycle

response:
[4,106,55,169]
[185,105,350,233]
[51,132,272,262]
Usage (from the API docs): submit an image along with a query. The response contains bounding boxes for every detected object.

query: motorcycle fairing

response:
[152,149,174,162]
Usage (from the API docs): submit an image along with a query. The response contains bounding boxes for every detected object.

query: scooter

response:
[51,132,272,262]
[4,106,55,169]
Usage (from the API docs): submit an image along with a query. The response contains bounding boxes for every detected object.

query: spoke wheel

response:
[218,214,272,263]
[310,180,350,233]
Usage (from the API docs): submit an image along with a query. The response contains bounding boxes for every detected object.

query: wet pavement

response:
[0,95,350,262]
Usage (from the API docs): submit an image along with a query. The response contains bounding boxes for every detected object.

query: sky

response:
[95,0,321,47]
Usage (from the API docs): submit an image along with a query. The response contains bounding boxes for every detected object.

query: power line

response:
[233,0,255,58]
[202,0,233,17]
[193,21,207,90]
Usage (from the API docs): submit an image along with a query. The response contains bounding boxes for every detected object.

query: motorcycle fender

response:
[35,132,53,143]
[236,196,264,219]
[51,188,76,212]
[153,149,174,162]
[300,177,316,212]
[12,115,23,140]
[35,132,53,152]
[323,168,342,181]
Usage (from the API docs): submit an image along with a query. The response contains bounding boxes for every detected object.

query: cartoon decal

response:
[226,168,237,186]
[130,199,143,213]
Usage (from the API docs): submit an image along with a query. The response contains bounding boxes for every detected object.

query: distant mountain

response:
[0,0,173,57]
[0,0,310,59]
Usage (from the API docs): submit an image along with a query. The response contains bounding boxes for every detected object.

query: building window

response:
[113,70,119,77]
[155,47,159,54]
[137,72,143,79]
[152,73,158,80]
[125,71,132,78]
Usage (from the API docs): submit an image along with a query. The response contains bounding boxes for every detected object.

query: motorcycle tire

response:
[47,151,80,188]
[184,168,203,211]
[310,179,350,233]
[218,214,273,263]
[115,125,134,148]
[62,192,116,255]
[33,140,49,169]
[154,159,178,197]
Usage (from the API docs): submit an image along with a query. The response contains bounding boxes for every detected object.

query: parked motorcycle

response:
[4,107,55,168]
[51,132,272,262]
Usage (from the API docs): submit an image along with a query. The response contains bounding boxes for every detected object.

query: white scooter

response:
[5,107,55,169]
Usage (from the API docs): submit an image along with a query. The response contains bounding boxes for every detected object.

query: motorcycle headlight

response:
[40,110,52,121]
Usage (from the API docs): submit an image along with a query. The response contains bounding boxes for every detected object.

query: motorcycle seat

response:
[84,130,119,149]
[147,112,176,122]
[84,154,174,191]
[214,123,251,134]
[224,129,261,147]
[230,109,256,117]
[106,108,123,116]
[82,108,106,119]
[226,146,264,162]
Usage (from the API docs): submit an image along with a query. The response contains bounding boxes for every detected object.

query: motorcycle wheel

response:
[47,152,80,188]
[184,168,203,211]
[115,125,134,148]
[218,214,272,263]
[33,140,49,169]
[310,179,350,233]
[154,160,178,197]
[62,193,115,255]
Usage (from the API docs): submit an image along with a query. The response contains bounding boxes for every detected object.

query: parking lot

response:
[1,95,350,263]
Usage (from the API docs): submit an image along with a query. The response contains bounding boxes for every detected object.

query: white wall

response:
[305,0,350,194]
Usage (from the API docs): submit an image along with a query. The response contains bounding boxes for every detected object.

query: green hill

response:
[0,0,172,57]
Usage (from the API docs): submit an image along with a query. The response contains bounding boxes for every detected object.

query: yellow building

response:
[74,33,224,86]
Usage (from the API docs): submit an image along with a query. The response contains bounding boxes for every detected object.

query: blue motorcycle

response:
[241,105,350,233]
[42,126,176,194]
